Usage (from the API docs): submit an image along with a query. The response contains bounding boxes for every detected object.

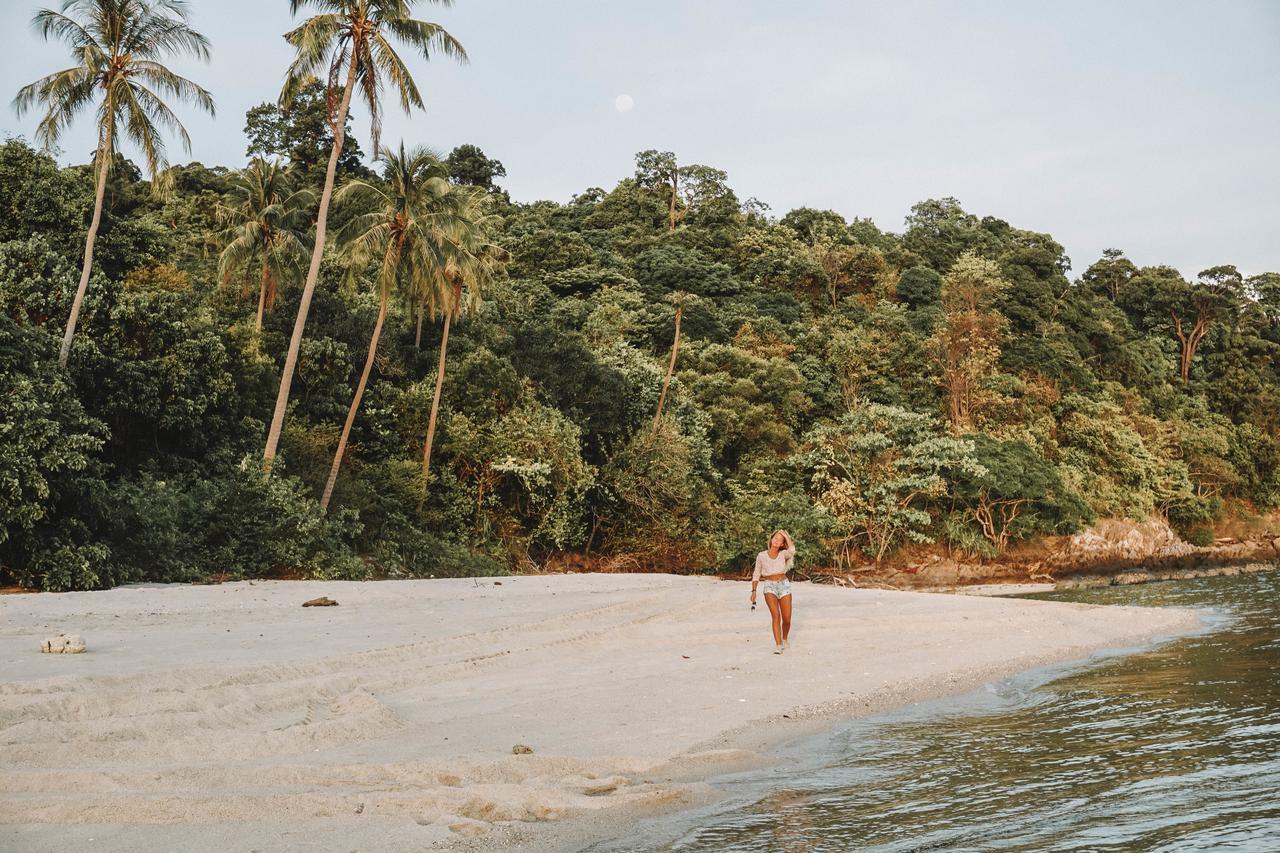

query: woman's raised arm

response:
[781,530,796,558]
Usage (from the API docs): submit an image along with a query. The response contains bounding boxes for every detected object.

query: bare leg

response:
[764,593,782,648]
[780,594,793,645]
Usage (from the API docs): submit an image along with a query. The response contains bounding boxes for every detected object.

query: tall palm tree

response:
[216,158,314,335]
[262,0,467,473]
[417,188,504,505]
[319,144,454,510]
[13,0,215,366]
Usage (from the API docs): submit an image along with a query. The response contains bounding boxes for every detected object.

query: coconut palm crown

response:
[281,0,467,158]
[15,0,215,176]
[216,158,315,334]
[13,0,215,365]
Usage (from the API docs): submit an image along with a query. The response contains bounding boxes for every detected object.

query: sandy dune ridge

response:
[0,574,1201,851]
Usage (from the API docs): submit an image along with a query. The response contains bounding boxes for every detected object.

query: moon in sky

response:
[614,94,634,113]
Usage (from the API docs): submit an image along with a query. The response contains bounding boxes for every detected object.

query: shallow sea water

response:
[601,571,1280,852]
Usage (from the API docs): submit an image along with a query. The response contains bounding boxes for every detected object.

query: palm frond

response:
[281,13,345,104]
[126,12,211,61]
[116,79,166,174]
[369,33,423,113]
[128,80,197,152]
[383,16,467,64]
[289,0,349,15]
[15,66,96,148]
[31,9,95,50]
[354,38,383,154]
[131,61,216,117]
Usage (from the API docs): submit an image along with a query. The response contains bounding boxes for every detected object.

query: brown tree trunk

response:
[420,285,459,506]
[61,121,113,367]
[414,296,424,348]
[1171,311,1212,385]
[651,302,683,436]
[1172,312,1189,383]
[1187,320,1208,383]
[320,287,389,511]
[668,169,678,231]
[262,54,359,473]
[255,254,269,335]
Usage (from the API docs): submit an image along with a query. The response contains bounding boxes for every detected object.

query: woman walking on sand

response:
[750,529,796,654]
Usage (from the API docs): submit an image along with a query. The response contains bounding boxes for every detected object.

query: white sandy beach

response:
[0,574,1200,852]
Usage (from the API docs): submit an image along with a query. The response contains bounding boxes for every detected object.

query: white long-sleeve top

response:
[752,546,795,582]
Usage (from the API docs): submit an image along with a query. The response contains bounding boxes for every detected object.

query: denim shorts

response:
[761,578,792,599]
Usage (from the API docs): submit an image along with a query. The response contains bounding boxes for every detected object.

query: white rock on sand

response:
[39,634,86,654]
[0,574,1201,852]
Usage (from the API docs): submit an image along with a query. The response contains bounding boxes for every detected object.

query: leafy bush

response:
[101,461,363,583]
[949,435,1093,552]
[0,316,114,590]
[940,510,998,560]
[721,459,835,573]
[1182,527,1215,547]
[372,527,507,578]
[796,402,984,565]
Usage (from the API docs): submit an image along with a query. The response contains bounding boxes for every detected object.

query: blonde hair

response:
[769,529,793,568]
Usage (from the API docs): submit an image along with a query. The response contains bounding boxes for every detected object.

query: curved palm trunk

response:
[60,126,112,367]
[262,54,359,473]
[414,296,425,348]
[419,286,458,507]
[650,302,683,436]
[255,254,270,335]
[320,287,390,511]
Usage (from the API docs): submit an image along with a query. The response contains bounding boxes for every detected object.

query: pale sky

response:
[2,0,1278,277]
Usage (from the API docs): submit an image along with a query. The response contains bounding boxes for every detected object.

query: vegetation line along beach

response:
[3,1,1279,591]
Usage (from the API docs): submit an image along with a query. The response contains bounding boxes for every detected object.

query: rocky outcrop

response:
[811,516,1280,592]
[1049,518,1195,571]
[1058,561,1277,589]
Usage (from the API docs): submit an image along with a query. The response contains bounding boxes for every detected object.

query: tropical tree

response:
[948,435,1092,554]
[634,149,681,231]
[319,144,452,510]
[13,0,215,366]
[445,143,505,190]
[633,150,734,231]
[419,187,504,504]
[262,0,466,473]
[243,78,367,180]
[927,251,1008,430]
[1168,266,1244,384]
[799,403,984,567]
[216,158,314,334]
[651,290,688,437]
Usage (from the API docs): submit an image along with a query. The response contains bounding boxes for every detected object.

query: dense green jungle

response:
[4,2,1279,592]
